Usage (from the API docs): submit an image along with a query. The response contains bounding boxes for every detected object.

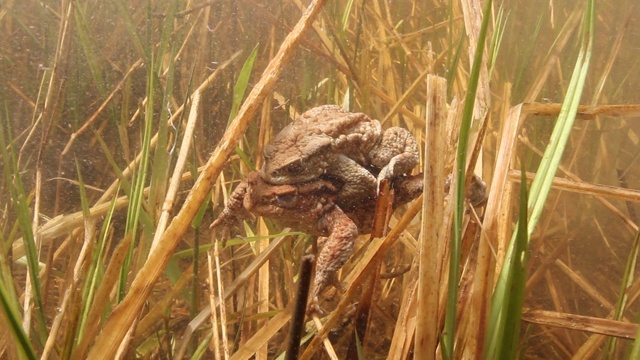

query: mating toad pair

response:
[212,105,481,314]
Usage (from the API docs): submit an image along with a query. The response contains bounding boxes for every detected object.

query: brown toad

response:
[260,105,419,206]
[212,171,487,313]
[212,171,424,314]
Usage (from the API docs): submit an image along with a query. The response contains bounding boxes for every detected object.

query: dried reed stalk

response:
[415,75,447,359]
[86,0,329,357]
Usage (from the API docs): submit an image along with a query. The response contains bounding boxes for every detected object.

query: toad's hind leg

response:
[307,207,358,314]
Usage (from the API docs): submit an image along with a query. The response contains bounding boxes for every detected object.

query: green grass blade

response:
[228,45,259,124]
[513,15,543,96]
[603,229,640,358]
[526,0,593,234]
[147,3,179,224]
[0,114,48,343]
[188,195,211,317]
[0,230,26,358]
[443,0,493,358]
[154,0,179,75]
[234,146,257,171]
[629,324,640,359]
[77,187,120,341]
[355,330,365,359]
[113,0,147,61]
[488,6,509,79]
[189,331,214,360]
[446,31,465,99]
[94,130,154,238]
[341,0,356,31]
[74,158,92,218]
[148,46,175,222]
[0,276,37,360]
[118,53,157,301]
[0,111,39,359]
[0,107,28,356]
[486,167,530,359]
[486,0,594,356]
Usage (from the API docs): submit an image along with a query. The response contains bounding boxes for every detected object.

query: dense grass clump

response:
[1,0,640,358]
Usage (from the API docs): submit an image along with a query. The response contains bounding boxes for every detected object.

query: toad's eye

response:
[276,193,298,207]
[284,162,304,175]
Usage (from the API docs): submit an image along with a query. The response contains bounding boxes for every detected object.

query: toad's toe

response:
[306,297,326,316]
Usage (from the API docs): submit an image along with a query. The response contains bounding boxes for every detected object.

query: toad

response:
[260,105,419,207]
[212,172,424,313]
[211,171,487,314]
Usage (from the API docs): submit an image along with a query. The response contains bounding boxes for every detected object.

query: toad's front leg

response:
[210,180,253,237]
[307,206,359,315]
[327,154,378,207]
[370,127,419,187]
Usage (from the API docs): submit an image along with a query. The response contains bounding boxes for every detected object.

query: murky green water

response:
[1,0,639,358]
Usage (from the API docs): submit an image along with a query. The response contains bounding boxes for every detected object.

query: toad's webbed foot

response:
[210,180,254,243]
[371,127,419,191]
[444,174,488,207]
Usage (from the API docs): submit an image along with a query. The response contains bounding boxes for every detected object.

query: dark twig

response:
[153,1,216,18]
[617,168,638,223]
[346,180,393,359]
[285,255,315,360]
